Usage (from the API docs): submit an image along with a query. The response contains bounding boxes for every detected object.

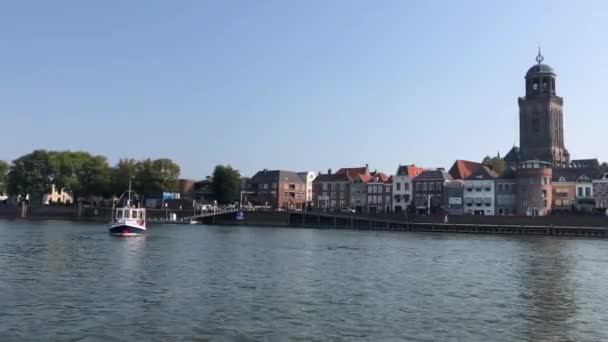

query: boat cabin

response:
[114,207,146,221]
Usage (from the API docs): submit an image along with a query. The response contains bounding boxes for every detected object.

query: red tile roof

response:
[448,160,481,180]
[396,165,424,177]
[336,167,368,176]
[449,160,498,180]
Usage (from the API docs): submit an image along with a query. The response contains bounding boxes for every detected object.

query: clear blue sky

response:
[2,0,607,178]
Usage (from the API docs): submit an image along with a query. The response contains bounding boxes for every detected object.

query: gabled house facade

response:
[366,172,392,213]
[552,168,598,212]
[593,173,608,211]
[350,173,371,213]
[313,166,370,212]
[392,165,423,212]
[576,175,595,212]
[412,169,454,214]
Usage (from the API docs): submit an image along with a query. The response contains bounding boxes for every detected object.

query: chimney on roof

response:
[328,168,332,174]
[263,169,268,173]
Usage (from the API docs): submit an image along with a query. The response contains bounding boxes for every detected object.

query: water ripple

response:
[0,221,607,341]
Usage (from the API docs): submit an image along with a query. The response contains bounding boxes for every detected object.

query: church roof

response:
[525,48,555,78]
[498,167,517,180]
[526,63,555,78]
[504,146,520,162]
[553,167,601,182]
[570,159,600,169]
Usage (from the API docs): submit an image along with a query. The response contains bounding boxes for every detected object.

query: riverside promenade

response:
[2,205,608,238]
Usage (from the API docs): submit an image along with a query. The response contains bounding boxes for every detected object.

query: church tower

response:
[518,48,569,168]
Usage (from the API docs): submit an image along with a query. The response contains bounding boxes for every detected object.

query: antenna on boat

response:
[128,180,132,206]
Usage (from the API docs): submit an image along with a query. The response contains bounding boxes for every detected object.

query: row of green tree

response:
[0,150,180,202]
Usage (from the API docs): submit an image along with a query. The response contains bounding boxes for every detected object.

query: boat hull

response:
[109,224,147,236]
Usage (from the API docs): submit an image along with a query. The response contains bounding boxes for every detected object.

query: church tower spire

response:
[518,49,569,168]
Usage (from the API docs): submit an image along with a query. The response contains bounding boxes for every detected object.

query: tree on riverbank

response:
[50,151,111,200]
[482,154,505,175]
[0,160,9,194]
[6,150,182,202]
[109,158,138,196]
[212,165,241,204]
[133,158,181,195]
[7,150,56,200]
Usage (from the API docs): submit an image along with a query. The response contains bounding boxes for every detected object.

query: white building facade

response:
[298,171,318,204]
[392,165,422,212]
[463,166,498,215]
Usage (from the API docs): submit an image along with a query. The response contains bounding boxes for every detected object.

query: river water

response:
[1,220,608,341]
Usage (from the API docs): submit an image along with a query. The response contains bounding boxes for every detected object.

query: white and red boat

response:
[109,184,146,236]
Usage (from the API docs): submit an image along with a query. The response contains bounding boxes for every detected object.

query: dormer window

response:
[558,176,566,182]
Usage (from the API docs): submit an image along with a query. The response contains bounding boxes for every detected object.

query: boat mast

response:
[128,180,132,207]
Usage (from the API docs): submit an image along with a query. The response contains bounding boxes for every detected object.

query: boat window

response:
[132,210,138,219]
[116,210,123,219]
[138,211,143,219]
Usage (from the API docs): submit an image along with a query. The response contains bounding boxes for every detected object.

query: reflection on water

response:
[520,239,577,341]
[1,221,608,341]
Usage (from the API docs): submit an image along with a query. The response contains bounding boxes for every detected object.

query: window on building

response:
[340,192,345,199]
[323,183,328,191]
[367,195,372,203]
[498,184,503,193]
[585,187,591,197]
[385,185,391,193]
[466,186,473,192]
[396,183,401,191]
[403,194,410,202]
[416,183,422,191]
[541,190,547,198]
[404,183,409,191]
[340,183,345,190]
[386,195,391,203]
[578,187,583,197]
